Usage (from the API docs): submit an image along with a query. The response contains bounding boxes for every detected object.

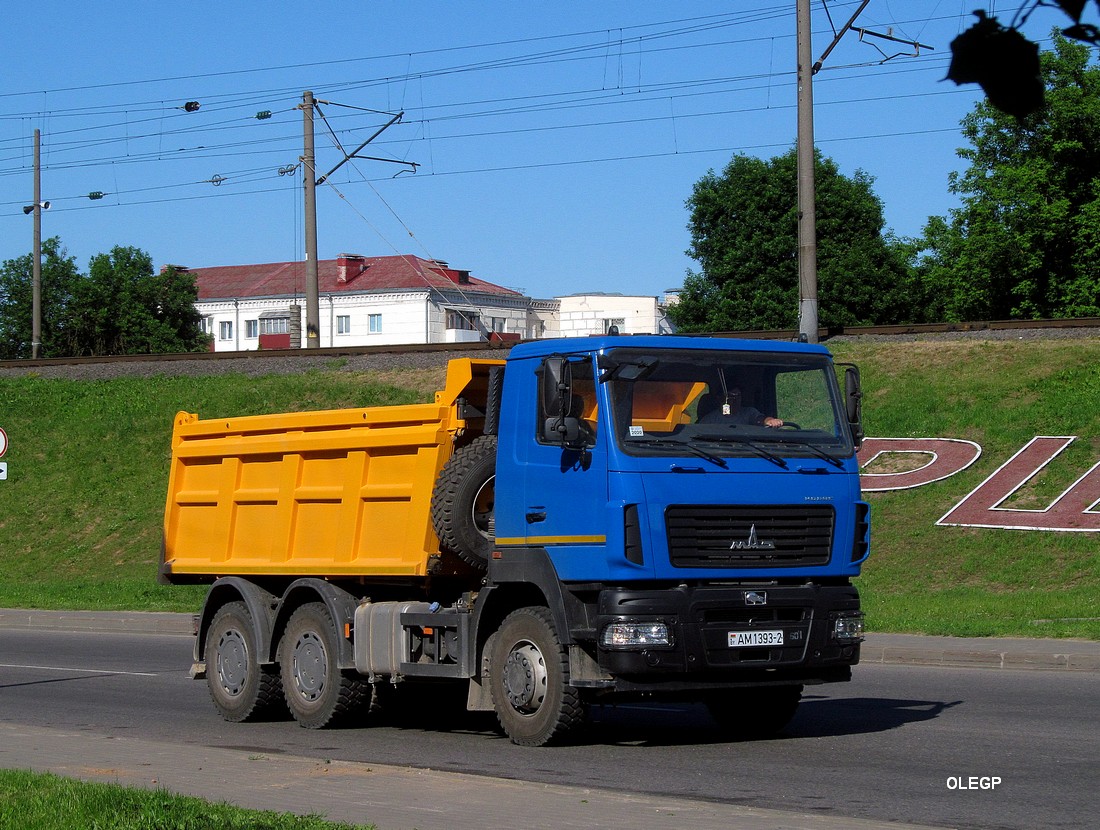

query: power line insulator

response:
[88,191,106,200]
[256,110,272,120]
[183,101,201,112]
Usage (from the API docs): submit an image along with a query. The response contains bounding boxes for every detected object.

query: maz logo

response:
[858,436,1100,533]
[730,524,776,550]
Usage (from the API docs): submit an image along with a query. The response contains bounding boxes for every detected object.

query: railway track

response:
[2,316,1098,374]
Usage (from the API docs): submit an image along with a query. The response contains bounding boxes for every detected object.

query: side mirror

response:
[844,365,864,449]
[542,415,582,445]
[540,356,570,417]
[539,356,591,449]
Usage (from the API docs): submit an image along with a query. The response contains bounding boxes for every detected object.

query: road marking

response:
[0,663,158,677]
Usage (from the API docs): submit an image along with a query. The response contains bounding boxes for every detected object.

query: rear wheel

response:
[279,603,368,728]
[205,601,283,722]
[489,606,585,747]
[705,685,802,739]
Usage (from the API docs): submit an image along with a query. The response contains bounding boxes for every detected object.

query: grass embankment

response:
[0,340,1097,638]
[831,338,1100,639]
[0,769,372,830]
[0,366,442,613]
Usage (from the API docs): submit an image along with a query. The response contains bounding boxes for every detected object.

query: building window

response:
[368,314,382,333]
[219,321,233,341]
[260,317,289,335]
[199,316,214,335]
[245,319,258,339]
[446,309,479,331]
[604,317,625,334]
[489,316,506,333]
[336,315,352,335]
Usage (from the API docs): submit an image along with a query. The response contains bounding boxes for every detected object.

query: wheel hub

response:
[502,641,547,713]
[291,631,327,701]
[215,628,248,697]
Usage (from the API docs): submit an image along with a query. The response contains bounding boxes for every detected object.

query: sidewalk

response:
[2,722,945,830]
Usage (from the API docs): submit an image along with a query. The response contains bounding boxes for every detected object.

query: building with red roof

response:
[189,253,531,350]
[185,252,672,351]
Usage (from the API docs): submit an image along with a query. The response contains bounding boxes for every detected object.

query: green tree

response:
[0,237,81,359]
[670,147,915,332]
[64,246,207,355]
[916,33,1100,321]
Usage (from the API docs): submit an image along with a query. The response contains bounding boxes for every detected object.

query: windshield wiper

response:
[694,434,788,469]
[626,437,728,469]
[787,441,845,468]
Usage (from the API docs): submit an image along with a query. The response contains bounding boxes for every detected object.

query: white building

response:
[187,253,672,351]
[533,292,676,338]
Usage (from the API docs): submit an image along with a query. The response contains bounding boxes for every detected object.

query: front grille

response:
[666,504,834,568]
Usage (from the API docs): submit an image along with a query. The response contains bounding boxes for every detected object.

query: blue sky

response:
[0,2,1072,301]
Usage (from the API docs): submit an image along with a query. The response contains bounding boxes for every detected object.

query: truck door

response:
[520,355,608,581]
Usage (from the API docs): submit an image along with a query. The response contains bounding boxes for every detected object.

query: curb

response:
[859,632,1100,673]
[3,608,1098,672]
[0,608,195,636]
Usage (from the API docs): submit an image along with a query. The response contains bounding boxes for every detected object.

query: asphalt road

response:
[1,628,1097,830]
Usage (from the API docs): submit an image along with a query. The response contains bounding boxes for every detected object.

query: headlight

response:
[831,613,864,641]
[601,621,671,648]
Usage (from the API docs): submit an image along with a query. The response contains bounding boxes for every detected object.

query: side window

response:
[572,359,598,441]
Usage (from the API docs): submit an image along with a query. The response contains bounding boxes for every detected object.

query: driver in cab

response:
[697,387,784,428]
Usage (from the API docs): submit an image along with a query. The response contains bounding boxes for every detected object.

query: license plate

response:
[728,630,784,648]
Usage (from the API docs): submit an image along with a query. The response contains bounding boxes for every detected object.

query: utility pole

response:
[796,0,818,344]
[794,0,925,343]
[301,91,320,348]
[32,129,42,359]
[297,94,415,349]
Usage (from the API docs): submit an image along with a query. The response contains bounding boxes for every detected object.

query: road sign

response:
[0,462,6,480]
[0,427,7,458]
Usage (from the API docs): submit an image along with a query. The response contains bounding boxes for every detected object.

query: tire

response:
[431,434,496,568]
[705,685,802,739]
[489,606,585,747]
[278,602,368,729]
[205,601,284,722]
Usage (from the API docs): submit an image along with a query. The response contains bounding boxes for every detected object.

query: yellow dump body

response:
[161,358,504,582]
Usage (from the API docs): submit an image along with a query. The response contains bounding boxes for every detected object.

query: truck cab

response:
[482,336,868,738]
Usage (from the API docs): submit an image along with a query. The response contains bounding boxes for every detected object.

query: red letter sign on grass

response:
[938,437,1100,532]
[859,438,982,492]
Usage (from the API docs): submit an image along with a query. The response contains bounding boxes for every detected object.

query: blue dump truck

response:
[163,335,868,746]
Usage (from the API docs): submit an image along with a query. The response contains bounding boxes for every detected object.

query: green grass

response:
[830,338,1100,639]
[0,341,1098,638]
[0,769,372,829]
[0,369,436,612]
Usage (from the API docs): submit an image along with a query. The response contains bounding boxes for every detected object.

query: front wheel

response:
[489,606,585,747]
[278,603,368,728]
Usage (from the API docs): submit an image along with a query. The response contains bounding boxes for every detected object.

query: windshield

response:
[603,347,853,459]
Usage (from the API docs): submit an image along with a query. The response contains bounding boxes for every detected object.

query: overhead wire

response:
[0,4,992,236]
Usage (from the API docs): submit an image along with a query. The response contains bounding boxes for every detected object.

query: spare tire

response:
[431,435,496,568]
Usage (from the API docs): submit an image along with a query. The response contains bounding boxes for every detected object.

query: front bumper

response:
[593,582,862,688]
